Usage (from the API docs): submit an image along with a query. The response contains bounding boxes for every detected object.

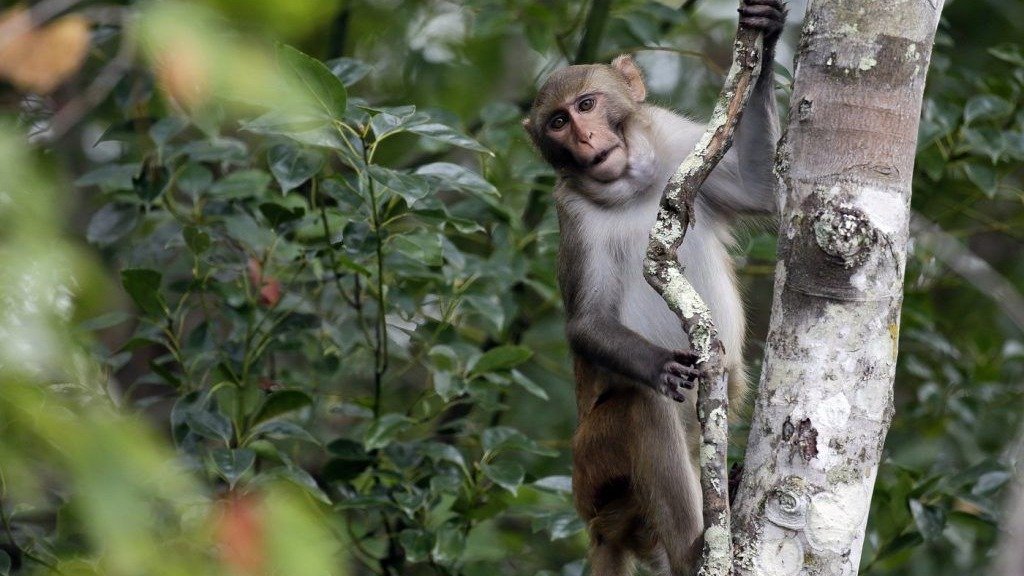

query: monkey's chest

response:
[605,221,695,350]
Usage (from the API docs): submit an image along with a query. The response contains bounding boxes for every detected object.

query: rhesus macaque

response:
[523,1,786,574]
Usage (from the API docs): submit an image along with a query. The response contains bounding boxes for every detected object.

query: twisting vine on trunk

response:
[642,19,767,576]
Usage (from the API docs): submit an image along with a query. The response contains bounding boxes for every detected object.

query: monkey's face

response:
[539,91,629,182]
[525,56,648,185]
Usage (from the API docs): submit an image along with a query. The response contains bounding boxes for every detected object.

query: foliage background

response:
[0,0,1022,575]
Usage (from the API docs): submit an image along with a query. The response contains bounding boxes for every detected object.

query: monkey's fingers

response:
[739,4,783,19]
[740,16,784,39]
[739,0,786,38]
[742,0,786,10]
[671,349,700,366]
[659,374,691,402]
[666,361,701,380]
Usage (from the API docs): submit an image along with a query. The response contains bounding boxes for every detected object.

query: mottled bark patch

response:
[781,416,819,462]
[812,203,875,268]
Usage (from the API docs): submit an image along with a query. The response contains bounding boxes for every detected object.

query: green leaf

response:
[392,231,444,266]
[75,163,139,191]
[327,438,370,459]
[482,426,557,457]
[183,226,211,255]
[250,420,320,444]
[209,169,272,199]
[0,549,10,576]
[510,370,548,400]
[242,111,353,152]
[972,470,1011,495]
[533,475,573,494]
[531,510,586,541]
[1003,131,1024,161]
[273,466,332,504]
[178,163,213,197]
[416,162,499,198]
[224,214,275,251]
[469,345,533,377]
[86,204,139,246]
[399,529,433,563]
[211,448,256,488]
[989,43,1024,67]
[482,460,524,494]
[132,162,171,202]
[121,269,166,316]
[431,524,466,566]
[78,311,133,331]
[367,165,432,207]
[149,116,189,152]
[872,531,924,563]
[909,498,946,541]
[423,441,467,470]
[186,409,233,444]
[432,370,464,402]
[964,94,1014,125]
[327,57,373,86]
[463,294,505,334]
[260,202,306,227]
[369,106,419,139]
[364,414,412,451]
[323,438,374,482]
[277,44,348,119]
[407,123,492,155]
[267,143,324,193]
[428,345,460,372]
[177,138,248,163]
[962,126,1003,163]
[964,162,998,198]
[252,390,314,425]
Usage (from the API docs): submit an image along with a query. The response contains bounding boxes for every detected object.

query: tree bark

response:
[731,1,945,575]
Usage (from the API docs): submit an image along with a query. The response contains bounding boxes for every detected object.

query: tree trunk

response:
[731,1,945,575]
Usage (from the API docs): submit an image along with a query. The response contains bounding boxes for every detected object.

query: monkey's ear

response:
[611,54,646,103]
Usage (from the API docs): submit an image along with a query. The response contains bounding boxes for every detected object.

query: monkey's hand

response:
[740,0,788,54]
[655,349,702,403]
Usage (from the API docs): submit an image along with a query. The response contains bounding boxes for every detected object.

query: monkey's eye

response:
[548,115,568,131]
[578,97,596,112]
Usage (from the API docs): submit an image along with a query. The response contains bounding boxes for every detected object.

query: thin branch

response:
[37,10,136,144]
[910,211,1024,334]
[642,18,767,576]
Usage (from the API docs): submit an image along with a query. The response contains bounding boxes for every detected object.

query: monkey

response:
[522,2,786,574]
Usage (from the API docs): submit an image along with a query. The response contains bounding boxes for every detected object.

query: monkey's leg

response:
[633,395,703,576]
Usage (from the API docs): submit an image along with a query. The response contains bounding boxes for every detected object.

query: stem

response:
[573,0,612,64]
[362,148,388,418]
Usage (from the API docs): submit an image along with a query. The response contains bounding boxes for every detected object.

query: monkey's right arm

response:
[557,209,699,402]
[702,0,786,216]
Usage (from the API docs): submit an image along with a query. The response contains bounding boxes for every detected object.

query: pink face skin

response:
[544,92,629,182]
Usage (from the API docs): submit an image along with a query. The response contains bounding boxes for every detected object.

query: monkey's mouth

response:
[591,145,619,166]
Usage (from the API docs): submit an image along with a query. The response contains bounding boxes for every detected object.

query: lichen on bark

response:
[643,17,767,576]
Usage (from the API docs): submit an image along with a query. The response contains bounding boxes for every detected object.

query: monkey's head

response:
[524,55,648,184]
